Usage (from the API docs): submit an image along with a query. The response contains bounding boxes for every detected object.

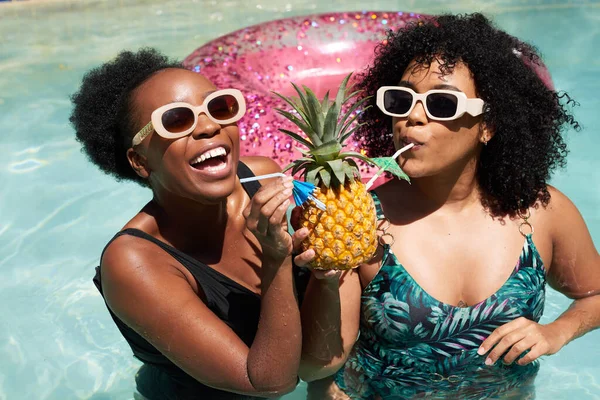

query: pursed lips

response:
[401,137,424,148]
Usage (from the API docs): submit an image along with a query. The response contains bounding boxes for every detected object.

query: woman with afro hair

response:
[297,13,600,399]
[70,48,314,399]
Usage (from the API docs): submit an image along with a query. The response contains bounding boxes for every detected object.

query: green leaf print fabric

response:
[334,193,546,399]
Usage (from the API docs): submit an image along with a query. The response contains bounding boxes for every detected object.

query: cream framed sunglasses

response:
[376,86,484,121]
[131,89,246,146]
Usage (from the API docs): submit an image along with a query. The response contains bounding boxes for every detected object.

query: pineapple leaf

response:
[309,141,343,162]
[321,90,330,113]
[321,74,352,141]
[338,97,372,138]
[282,162,296,173]
[289,83,325,147]
[291,161,311,176]
[294,146,311,155]
[326,159,346,185]
[335,73,352,108]
[278,128,314,149]
[339,123,364,144]
[275,109,314,136]
[318,168,332,187]
[271,91,310,122]
[344,168,356,183]
[292,157,315,163]
[345,158,359,170]
[338,151,375,165]
[290,82,313,123]
[340,106,372,139]
[306,166,324,184]
[303,85,324,137]
[343,160,360,181]
[338,114,361,139]
[342,89,362,102]
[322,100,340,143]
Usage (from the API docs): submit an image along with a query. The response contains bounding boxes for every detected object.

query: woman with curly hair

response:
[70,48,313,399]
[297,13,600,399]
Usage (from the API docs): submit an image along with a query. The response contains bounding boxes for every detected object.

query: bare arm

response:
[480,187,600,365]
[241,160,302,392]
[545,186,600,345]
[297,267,362,382]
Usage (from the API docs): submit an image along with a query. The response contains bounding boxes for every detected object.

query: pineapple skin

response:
[300,180,377,270]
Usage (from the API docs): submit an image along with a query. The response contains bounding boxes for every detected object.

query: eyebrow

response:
[397,81,462,92]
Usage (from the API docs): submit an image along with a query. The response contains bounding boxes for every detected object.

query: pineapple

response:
[273,74,377,270]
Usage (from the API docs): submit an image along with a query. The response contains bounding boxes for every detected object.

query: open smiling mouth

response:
[189,146,229,172]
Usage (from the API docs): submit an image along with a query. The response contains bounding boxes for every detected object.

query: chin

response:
[398,160,426,179]
[191,178,236,205]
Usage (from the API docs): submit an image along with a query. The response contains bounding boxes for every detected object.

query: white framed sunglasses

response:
[131,88,246,146]
[376,86,484,121]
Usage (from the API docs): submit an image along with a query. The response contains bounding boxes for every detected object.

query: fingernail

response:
[477,347,485,356]
[283,181,293,188]
[485,358,493,366]
[284,188,292,196]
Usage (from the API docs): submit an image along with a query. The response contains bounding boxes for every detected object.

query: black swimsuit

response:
[93,162,307,400]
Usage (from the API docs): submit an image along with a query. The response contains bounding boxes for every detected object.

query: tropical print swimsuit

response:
[334,193,546,399]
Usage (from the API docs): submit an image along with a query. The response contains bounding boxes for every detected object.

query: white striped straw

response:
[365,143,414,190]
[239,172,286,183]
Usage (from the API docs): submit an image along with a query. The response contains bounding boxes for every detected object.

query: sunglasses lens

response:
[161,107,195,133]
[427,93,458,118]
[384,90,413,115]
[207,94,240,121]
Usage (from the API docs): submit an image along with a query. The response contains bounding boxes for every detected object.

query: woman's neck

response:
[411,157,482,215]
[145,189,238,252]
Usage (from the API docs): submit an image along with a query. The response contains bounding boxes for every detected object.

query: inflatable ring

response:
[183,11,428,179]
[183,11,554,179]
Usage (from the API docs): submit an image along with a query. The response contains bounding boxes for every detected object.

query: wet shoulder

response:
[240,156,282,176]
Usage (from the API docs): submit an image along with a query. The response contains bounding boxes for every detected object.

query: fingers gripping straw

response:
[239,173,327,211]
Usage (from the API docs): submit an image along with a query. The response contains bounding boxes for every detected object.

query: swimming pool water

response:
[0,0,598,399]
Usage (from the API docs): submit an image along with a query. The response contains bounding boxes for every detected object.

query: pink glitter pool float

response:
[183,11,428,181]
[183,11,554,182]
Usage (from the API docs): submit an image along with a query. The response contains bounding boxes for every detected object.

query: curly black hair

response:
[70,48,184,186]
[356,13,579,217]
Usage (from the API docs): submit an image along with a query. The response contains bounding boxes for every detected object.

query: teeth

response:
[191,146,227,165]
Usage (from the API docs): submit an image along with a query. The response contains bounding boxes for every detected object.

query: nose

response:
[406,99,428,126]
[192,112,221,139]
